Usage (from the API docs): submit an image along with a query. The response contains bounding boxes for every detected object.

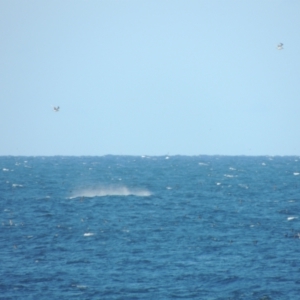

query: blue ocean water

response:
[1,156,300,299]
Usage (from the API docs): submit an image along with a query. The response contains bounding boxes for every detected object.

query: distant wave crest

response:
[70,185,151,199]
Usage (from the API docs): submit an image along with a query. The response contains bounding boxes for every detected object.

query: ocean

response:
[1,155,299,299]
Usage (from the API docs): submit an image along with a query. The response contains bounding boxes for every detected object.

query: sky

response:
[1,0,300,156]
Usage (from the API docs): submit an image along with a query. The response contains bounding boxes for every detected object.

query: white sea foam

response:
[83,233,94,237]
[2,168,9,171]
[12,184,23,188]
[238,184,249,189]
[287,216,298,221]
[76,285,87,289]
[293,172,299,176]
[70,185,151,199]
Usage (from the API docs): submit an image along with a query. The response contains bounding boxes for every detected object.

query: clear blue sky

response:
[1,1,299,156]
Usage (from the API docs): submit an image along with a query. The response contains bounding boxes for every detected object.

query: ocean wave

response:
[69,185,151,199]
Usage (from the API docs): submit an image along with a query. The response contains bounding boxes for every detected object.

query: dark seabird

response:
[277,43,283,50]
[53,106,60,112]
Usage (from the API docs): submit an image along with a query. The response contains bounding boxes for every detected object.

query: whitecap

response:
[287,216,298,221]
[238,184,249,189]
[293,172,299,176]
[12,184,23,188]
[83,233,94,237]
[2,168,9,171]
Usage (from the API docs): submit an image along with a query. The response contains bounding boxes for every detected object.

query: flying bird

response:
[277,43,283,50]
[53,106,60,112]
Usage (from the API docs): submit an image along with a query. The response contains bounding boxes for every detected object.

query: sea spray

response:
[70,184,152,198]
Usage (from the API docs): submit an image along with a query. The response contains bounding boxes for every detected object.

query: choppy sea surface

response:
[1,156,300,300]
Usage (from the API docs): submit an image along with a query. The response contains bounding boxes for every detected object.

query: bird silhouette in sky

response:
[277,43,283,50]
